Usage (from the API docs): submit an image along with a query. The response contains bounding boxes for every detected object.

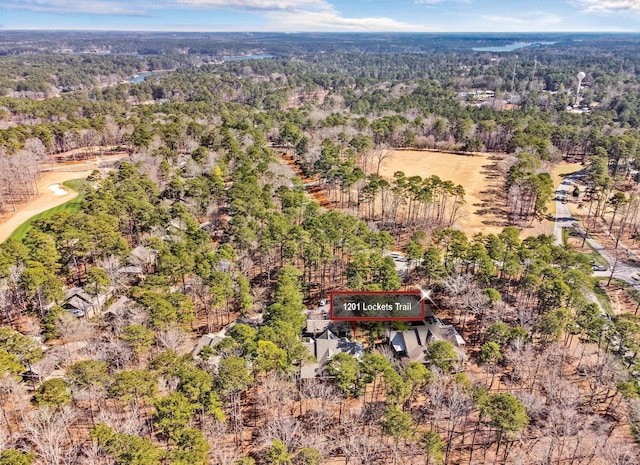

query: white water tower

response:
[575,71,586,107]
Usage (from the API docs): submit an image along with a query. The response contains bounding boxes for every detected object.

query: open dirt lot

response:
[0,169,93,243]
[378,150,511,235]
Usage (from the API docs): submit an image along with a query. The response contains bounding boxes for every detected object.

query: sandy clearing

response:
[0,168,93,243]
[378,150,511,236]
[47,184,68,196]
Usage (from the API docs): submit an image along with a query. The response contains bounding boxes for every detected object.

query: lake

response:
[126,71,164,83]
[472,41,556,52]
[222,54,275,62]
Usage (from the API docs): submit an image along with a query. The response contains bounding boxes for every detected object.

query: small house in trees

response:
[304,303,350,337]
[116,265,144,284]
[300,329,365,379]
[419,322,466,348]
[389,329,425,362]
[128,245,156,273]
[192,332,225,356]
[117,265,143,275]
[103,296,135,330]
[64,287,109,318]
[387,318,465,363]
[304,319,351,337]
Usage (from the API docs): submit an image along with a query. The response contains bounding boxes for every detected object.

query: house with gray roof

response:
[193,333,225,356]
[388,318,465,363]
[300,329,365,379]
[64,287,110,318]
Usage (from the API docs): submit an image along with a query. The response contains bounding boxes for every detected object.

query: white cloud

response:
[414,0,468,4]
[3,0,334,15]
[578,0,640,12]
[179,0,426,31]
[263,9,430,31]
[3,0,143,14]
[2,0,427,32]
[482,12,562,26]
[176,0,331,11]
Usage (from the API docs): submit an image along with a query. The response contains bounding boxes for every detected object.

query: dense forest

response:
[1,32,640,465]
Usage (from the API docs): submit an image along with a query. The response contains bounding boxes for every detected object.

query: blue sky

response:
[1,0,640,32]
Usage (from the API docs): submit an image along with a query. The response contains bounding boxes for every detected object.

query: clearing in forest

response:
[378,150,509,235]
[0,169,92,243]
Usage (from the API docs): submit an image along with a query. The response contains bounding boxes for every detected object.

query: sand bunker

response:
[47,184,68,196]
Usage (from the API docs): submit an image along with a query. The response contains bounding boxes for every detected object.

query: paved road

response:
[553,173,640,289]
[553,174,581,246]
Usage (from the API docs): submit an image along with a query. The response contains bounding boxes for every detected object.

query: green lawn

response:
[561,226,571,246]
[593,279,613,315]
[7,179,89,242]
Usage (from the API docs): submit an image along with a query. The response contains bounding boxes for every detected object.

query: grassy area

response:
[7,179,89,242]
[582,241,610,266]
[550,162,584,187]
[562,224,611,267]
[593,279,613,315]
[562,227,570,246]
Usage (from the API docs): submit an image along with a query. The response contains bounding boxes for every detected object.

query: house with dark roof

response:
[389,328,425,362]
[300,329,365,379]
[304,302,351,337]
[388,318,465,363]
[64,287,110,318]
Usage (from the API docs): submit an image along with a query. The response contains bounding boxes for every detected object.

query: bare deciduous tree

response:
[156,324,189,352]
[602,442,640,465]
[339,432,387,465]
[23,406,77,465]
[95,406,147,436]
[259,416,301,451]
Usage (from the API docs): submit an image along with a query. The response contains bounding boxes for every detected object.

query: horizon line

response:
[1,29,639,34]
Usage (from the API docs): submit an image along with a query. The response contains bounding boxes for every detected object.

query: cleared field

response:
[378,150,510,235]
[550,162,583,187]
